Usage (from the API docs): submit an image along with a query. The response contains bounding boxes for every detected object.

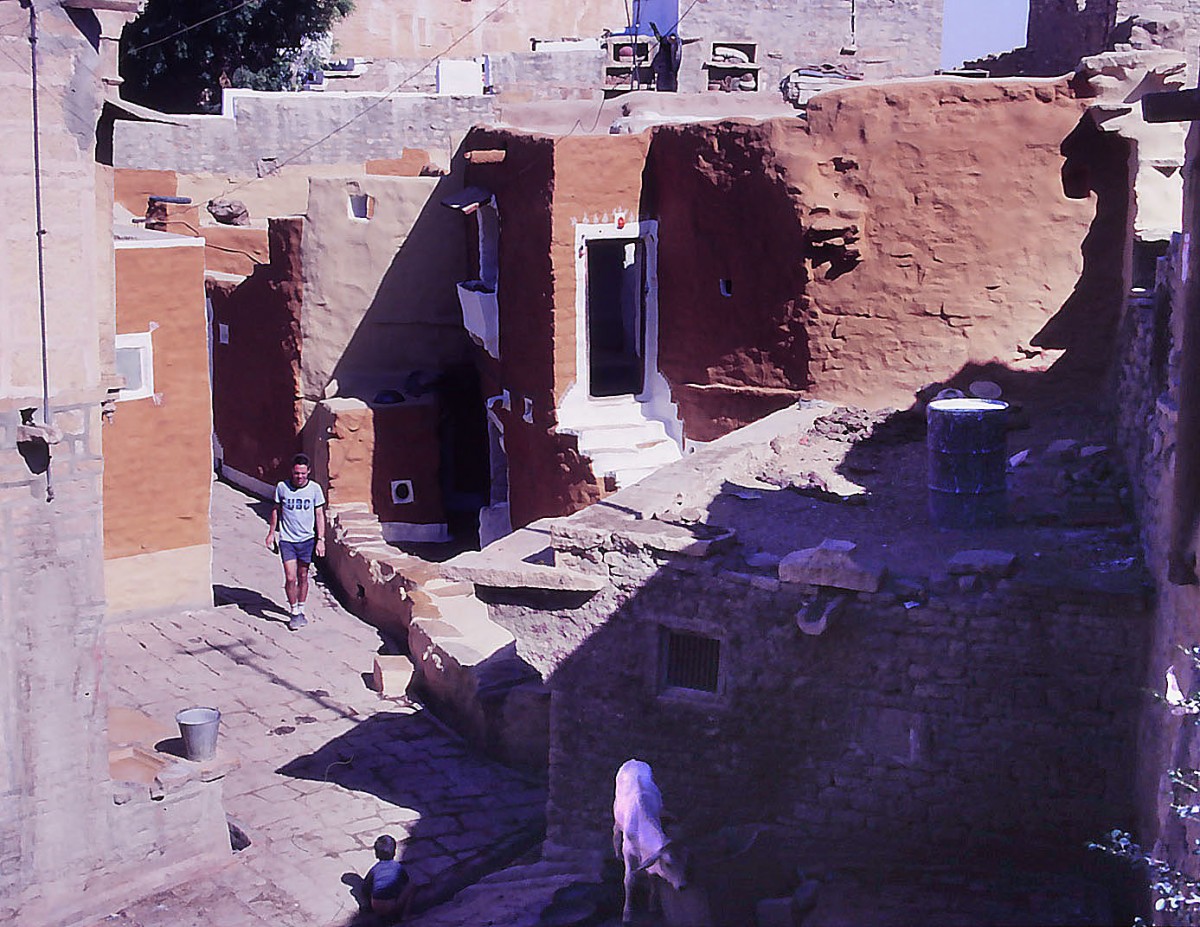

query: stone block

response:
[946,549,1017,577]
[778,539,884,592]
[373,655,414,698]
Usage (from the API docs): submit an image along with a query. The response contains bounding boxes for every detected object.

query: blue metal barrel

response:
[927,398,1008,528]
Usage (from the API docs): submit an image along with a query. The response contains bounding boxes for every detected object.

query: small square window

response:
[114,331,154,401]
[349,193,375,220]
[660,628,721,693]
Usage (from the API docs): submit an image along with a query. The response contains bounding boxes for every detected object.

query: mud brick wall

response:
[486,546,1146,873]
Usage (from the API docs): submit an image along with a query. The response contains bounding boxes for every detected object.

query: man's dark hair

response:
[292,453,311,468]
[374,834,397,860]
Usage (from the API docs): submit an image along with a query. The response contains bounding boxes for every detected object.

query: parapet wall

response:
[113,90,499,175]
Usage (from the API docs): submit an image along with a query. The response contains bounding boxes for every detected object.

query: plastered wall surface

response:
[463,131,614,526]
[300,175,470,402]
[779,78,1106,407]
[467,75,1114,526]
[549,133,651,402]
[310,397,445,526]
[103,236,212,618]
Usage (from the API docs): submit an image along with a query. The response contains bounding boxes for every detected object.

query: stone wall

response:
[681,0,942,88]
[331,0,619,60]
[484,533,1146,875]
[1007,1,1199,78]
[1113,114,1200,882]
[112,90,499,176]
[331,0,942,100]
[0,6,232,923]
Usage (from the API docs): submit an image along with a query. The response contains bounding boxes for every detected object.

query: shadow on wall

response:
[209,218,305,486]
[326,173,474,399]
[642,121,812,442]
[1047,113,1133,380]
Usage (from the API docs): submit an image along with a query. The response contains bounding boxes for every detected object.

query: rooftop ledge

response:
[61,0,145,12]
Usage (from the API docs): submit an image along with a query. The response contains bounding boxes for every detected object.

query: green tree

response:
[120,0,354,114]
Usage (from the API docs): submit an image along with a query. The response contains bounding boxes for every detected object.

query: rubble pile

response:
[810,405,925,445]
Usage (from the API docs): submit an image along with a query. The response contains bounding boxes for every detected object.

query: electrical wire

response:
[125,0,261,55]
[218,0,516,198]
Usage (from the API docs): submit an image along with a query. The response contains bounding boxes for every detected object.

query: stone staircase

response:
[558,394,683,489]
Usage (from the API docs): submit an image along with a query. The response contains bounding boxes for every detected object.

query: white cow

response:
[613,758,688,923]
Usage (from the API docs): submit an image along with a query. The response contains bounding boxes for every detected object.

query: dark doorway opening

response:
[587,238,646,397]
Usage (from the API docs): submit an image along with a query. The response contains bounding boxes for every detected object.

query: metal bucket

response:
[176,707,221,761]
[927,398,1008,528]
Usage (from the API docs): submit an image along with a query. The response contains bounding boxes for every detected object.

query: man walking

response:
[265,453,326,630]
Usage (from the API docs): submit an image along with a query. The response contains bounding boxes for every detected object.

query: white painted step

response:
[557,394,646,428]
[575,419,670,455]
[589,439,682,477]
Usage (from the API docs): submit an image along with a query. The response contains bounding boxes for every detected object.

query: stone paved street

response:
[93,481,546,926]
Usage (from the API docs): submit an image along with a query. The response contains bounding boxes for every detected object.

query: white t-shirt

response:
[274,480,326,543]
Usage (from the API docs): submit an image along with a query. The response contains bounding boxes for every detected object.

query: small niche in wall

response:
[719,278,733,297]
[390,479,414,505]
[349,193,375,220]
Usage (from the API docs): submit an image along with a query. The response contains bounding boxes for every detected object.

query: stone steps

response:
[441,522,607,593]
[557,394,684,490]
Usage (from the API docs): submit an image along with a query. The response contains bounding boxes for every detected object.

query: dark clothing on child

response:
[365,859,409,901]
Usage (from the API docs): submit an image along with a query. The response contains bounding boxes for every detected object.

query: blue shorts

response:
[279,537,316,564]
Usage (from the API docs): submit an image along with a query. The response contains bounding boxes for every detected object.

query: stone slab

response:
[373,654,415,697]
[779,539,884,592]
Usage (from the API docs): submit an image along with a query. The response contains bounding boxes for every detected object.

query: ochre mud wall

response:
[551,132,650,401]
[113,168,177,216]
[465,77,1120,523]
[799,79,1112,407]
[104,241,211,559]
[465,131,610,526]
[210,218,305,486]
[310,399,445,527]
[648,120,812,441]
[649,78,1116,428]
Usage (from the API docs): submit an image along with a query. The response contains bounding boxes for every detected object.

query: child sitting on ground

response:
[363,834,415,920]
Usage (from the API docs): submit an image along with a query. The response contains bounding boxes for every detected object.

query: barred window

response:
[660,629,721,693]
